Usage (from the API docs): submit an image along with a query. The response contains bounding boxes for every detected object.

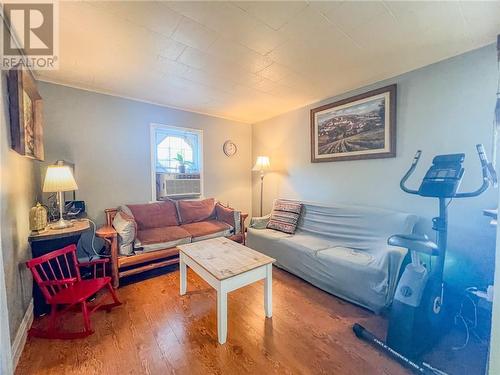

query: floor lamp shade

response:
[252,156,270,172]
[252,156,270,217]
[42,165,78,229]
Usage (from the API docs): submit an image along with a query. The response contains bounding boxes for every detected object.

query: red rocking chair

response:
[26,244,121,339]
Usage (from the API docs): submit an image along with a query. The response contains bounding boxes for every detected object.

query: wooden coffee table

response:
[178,237,275,344]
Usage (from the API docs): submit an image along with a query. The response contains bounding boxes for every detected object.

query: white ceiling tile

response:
[458,1,500,45]
[167,1,286,55]
[167,2,253,35]
[176,45,266,89]
[208,37,273,73]
[344,11,406,53]
[232,1,308,30]
[158,39,187,61]
[171,17,218,51]
[177,47,209,70]
[61,2,172,57]
[252,77,278,93]
[257,62,294,82]
[320,1,388,33]
[86,1,182,37]
[308,1,346,16]
[154,57,190,78]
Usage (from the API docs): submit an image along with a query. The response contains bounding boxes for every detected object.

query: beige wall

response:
[252,44,498,289]
[38,82,253,224]
[0,72,38,345]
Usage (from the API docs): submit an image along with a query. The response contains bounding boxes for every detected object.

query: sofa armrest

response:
[250,214,271,229]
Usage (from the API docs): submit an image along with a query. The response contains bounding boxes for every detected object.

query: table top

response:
[29,219,90,242]
[178,237,275,281]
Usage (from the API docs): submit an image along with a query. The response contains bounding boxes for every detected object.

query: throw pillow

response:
[178,198,216,224]
[112,211,137,255]
[266,200,302,234]
[215,203,241,234]
[126,200,179,230]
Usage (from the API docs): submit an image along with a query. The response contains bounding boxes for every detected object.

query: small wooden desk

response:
[178,237,275,344]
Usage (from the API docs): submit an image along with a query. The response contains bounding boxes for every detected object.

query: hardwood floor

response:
[16,267,411,375]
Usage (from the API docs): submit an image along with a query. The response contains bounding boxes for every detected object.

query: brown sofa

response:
[96,198,247,287]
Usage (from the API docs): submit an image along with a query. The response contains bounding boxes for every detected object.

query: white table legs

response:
[179,253,273,345]
[179,254,187,295]
[217,286,228,344]
[264,263,273,318]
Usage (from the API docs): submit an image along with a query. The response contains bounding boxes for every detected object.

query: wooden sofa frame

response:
[96,207,247,288]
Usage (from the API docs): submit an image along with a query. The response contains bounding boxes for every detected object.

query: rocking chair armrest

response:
[78,258,109,268]
[40,278,78,286]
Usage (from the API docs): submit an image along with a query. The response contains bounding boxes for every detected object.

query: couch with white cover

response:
[247,200,418,313]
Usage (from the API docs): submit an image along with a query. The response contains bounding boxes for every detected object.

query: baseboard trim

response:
[11,299,33,370]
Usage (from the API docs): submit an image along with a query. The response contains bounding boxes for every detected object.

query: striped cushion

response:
[267,200,302,234]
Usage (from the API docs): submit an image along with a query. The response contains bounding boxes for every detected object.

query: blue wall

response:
[252,44,498,291]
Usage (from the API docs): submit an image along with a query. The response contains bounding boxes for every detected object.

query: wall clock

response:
[223,140,237,157]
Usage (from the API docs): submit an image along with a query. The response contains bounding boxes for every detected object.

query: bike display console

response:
[418,154,465,198]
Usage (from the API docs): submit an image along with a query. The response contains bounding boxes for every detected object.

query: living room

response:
[0,1,499,375]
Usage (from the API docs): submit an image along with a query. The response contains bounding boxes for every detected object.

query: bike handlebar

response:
[399,150,421,195]
[454,144,493,198]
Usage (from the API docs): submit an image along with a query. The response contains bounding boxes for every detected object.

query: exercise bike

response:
[354,144,496,373]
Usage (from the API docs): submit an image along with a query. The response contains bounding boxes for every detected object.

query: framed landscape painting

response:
[310,84,396,162]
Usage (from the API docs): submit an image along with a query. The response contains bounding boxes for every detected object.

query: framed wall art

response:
[310,84,396,162]
[7,67,44,160]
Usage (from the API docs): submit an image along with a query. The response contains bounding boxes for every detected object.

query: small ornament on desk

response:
[29,202,48,233]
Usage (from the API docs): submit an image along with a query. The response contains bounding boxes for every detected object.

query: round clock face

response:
[223,140,237,157]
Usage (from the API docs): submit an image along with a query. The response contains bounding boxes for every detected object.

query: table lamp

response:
[252,156,270,216]
[42,163,78,229]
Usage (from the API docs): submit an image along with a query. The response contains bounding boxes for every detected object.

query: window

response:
[153,126,201,174]
[150,124,203,200]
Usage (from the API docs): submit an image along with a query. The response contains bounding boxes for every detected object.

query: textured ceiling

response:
[36,1,500,123]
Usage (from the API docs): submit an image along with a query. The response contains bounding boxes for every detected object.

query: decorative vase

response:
[29,202,48,232]
[178,164,186,174]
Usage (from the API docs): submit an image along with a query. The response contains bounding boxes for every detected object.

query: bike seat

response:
[387,234,439,256]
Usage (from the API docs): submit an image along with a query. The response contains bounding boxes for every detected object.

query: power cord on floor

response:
[452,287,480,351]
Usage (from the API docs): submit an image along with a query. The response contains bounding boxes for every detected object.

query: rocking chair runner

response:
[26,244,121,339]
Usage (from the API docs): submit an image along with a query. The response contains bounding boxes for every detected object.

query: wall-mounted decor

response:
[223,140,237,157]
[7,67,44,160]
[310,84,396,162]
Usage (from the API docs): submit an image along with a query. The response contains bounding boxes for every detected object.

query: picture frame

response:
[7,67,44,160]
[310,84,396,162]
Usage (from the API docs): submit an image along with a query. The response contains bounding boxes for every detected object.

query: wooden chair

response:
[26,244,122,339]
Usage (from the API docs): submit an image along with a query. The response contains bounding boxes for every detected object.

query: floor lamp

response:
[252,156,270,217]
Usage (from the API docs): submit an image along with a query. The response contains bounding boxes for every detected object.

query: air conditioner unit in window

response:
[156,173,201,199]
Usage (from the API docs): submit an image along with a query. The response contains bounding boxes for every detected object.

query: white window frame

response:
[150,123,204,201]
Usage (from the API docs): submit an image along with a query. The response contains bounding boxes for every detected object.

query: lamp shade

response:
[42,165,78,192]
[252,156,270,171]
